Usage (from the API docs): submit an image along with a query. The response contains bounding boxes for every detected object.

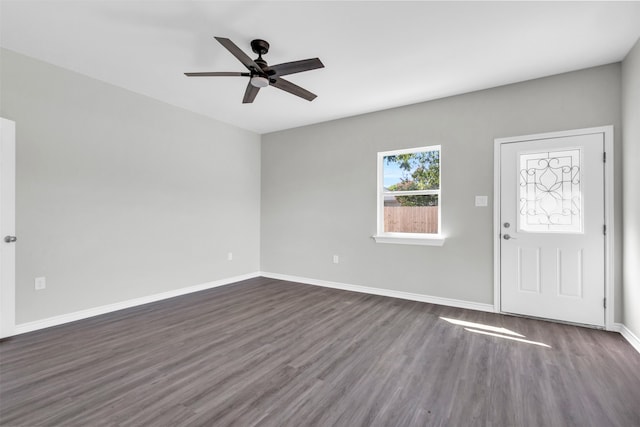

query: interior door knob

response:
[4,235,17,243]
[503,234,515,240]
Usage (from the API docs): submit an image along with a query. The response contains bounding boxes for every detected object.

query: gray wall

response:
[0,49,261,324]
[262,64,623,316]
[622,38,640,338]
[0,47,628,328]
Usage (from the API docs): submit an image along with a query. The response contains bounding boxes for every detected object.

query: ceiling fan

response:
[185,37,324,104]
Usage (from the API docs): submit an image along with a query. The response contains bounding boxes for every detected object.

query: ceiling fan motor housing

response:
[251,39,270,56]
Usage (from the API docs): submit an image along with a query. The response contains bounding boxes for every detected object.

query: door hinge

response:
[603,298,607,309]
[603,152,607,163]
[603,224,607,235]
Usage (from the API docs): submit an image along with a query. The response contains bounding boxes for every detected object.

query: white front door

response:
[0,118,16,338]
[498,129,607,327]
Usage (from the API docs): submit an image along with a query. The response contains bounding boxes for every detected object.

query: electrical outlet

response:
[227,252,233,261]
[333,255,339,264]
[35,276,46,290]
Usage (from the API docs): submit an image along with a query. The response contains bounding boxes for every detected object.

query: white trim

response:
[372,234,445,246]
[0,118,16,339]
[260,271,495,313]
[382,189,439,197]
[492,132,502,313]
[493,126,615,328]
[11,270,638,354]
[379,145,441,157]
[376,145,442,242]
[602,126,615,329]
[495,126,613,144]
[620,325,640,354]
[12,272,261,336]
[611,323,640,354]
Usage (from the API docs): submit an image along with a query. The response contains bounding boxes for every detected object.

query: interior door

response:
[0,118,16,339]
[500,131,605,327]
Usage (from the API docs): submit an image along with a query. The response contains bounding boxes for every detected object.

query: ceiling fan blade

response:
[214,37,263,73]
[242,82,260,104]
[269,58,324,77]
[270,77,317,101]
[184,72,249,77]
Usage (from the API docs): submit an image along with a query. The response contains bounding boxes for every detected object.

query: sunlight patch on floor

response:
[440,317,524,337]
[463,328,552,348]
[440,316,552,348]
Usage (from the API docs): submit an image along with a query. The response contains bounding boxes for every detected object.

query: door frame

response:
[493,126,615,330]
[0,117,16,339]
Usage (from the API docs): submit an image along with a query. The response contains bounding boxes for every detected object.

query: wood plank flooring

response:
[1,277,639,426]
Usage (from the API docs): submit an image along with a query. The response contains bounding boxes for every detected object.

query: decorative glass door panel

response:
[519,149,582,233]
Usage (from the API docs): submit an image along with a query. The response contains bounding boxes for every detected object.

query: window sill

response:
[372,234,445,246]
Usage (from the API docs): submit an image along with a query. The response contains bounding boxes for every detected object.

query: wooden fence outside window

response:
[384,206,439,233]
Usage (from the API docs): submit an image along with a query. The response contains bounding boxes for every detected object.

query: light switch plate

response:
[475,196,488,207]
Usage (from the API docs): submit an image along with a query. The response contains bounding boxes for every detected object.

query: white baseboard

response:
[13,270,639,356]
[609,323,623,333]
[260,271,496,313]
[261,272,640,354]
[13,272,261,336]
[612,322,640,354]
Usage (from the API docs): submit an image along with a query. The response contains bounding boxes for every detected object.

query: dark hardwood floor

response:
[1,277,639,426]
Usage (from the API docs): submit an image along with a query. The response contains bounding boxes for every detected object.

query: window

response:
[373,145,444,246]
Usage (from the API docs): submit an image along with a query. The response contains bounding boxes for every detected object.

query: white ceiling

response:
[1,1,639,134]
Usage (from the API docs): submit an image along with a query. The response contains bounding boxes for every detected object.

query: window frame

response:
[373,145,445,246]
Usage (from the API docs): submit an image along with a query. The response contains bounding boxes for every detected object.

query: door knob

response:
[4,235,16,243]
[503,234,515,240]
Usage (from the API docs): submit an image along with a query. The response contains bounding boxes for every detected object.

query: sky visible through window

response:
[383,159,405,188]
